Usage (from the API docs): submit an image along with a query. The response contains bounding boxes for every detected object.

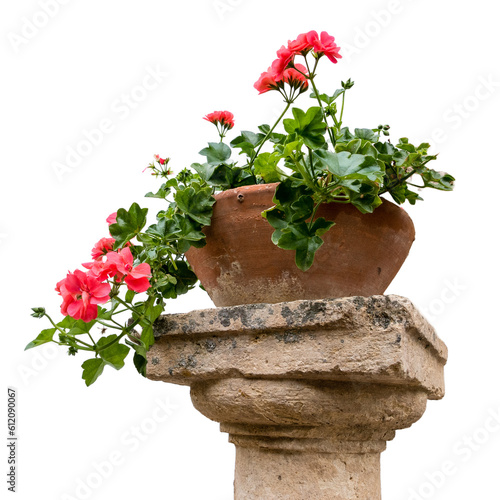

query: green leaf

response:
[230,131,265,157]
[277,218,335,271]
[125,289,136,303]
[125,337,148,376]
[199,142,231,164]
[354,128,377,142]
[57,316,77,329]
[146,218,180,241]
[68,319,97,336]
[160,261,198,298]
[335,139,362,154]
[110,203,148,248]
[145,183,170,199]
[133,352,148,376]
[174,183,216,226]
[309,88,344,104]
[95,335,130,370]
[140,325,154,350]
[175,214,206,251]
[314,150,384,183]
[346,183,383,213]
[81,358,105,387]
[273,178,310,206]
[25,328,56,350]
[254,152,282,183]
[290,195,314,222]
[262,206,289,244]
[420,169,455,191]
[257,124,285,144]
[283,107,326,149]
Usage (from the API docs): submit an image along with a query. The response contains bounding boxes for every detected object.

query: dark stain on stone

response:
[276,331,302,344]
[377,267,382,275]
[278,475,282,481]
[151,357,160,365]
[372,311,391,329]
[168,368,174,376]
[353,297,365,310]
[205,339,217,352]
[178,355,197,368]
[232,339,237,349]
[214,303,270,329]
[280,305,294,325]
[298,300,328,324]
[218,310,232,327]
[340,339,344,344]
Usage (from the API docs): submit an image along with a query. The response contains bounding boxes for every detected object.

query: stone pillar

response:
[147,295,447,500]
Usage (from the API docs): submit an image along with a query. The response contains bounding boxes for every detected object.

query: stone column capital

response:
[148,295,447,499]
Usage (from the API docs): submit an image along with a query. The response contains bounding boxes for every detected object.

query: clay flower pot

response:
[185,183,415,307]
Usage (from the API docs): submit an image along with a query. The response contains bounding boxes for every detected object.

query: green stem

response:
[407,182,425,188]
[307,147,317,185]
[291,158,315,190]
[73,338,94,349]
[45,314,66,336]
[380,170,415,194]
[304,59,336,147]
[95,319,122,330]
[113,296,147,320]
[339,92,345,127]
[95,317,142,353]
[308,202,321,231]
[249,102,291,168]
[51,340,94,351]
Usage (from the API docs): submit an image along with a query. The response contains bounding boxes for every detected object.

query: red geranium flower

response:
[56,270,111,322]
[283,64,309,92]
[256,30,341,95]
[106,212,117,225]
[254,67,280,94]
[203,110,235,129]
[106,247,152,293]
[270,45,295,80]
[314,31,342,63]
[204,111,235,140]
[254,64,309,95]
[90,237,115,261]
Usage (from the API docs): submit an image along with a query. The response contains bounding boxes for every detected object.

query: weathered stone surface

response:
[148,295,446,399]
[147,296,447,499]
[234,446,382,500]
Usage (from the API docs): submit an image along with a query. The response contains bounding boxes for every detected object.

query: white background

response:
[1,1,499,499]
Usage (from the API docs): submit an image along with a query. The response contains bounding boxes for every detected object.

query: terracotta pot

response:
[185,183,415,307]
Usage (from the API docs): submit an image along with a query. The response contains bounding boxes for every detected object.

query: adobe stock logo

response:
[212,0,244,21]
[419,277,467,323]
[51,65,168,182]
[407,406,500,500]
[428,75,499,150]
[7,0,73,54]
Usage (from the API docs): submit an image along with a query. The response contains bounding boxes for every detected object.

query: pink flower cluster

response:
[254,30,341,94]
[56,212,152,322]
[203,110,235,129]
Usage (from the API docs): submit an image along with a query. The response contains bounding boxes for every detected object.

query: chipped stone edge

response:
[152,295,447,363]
